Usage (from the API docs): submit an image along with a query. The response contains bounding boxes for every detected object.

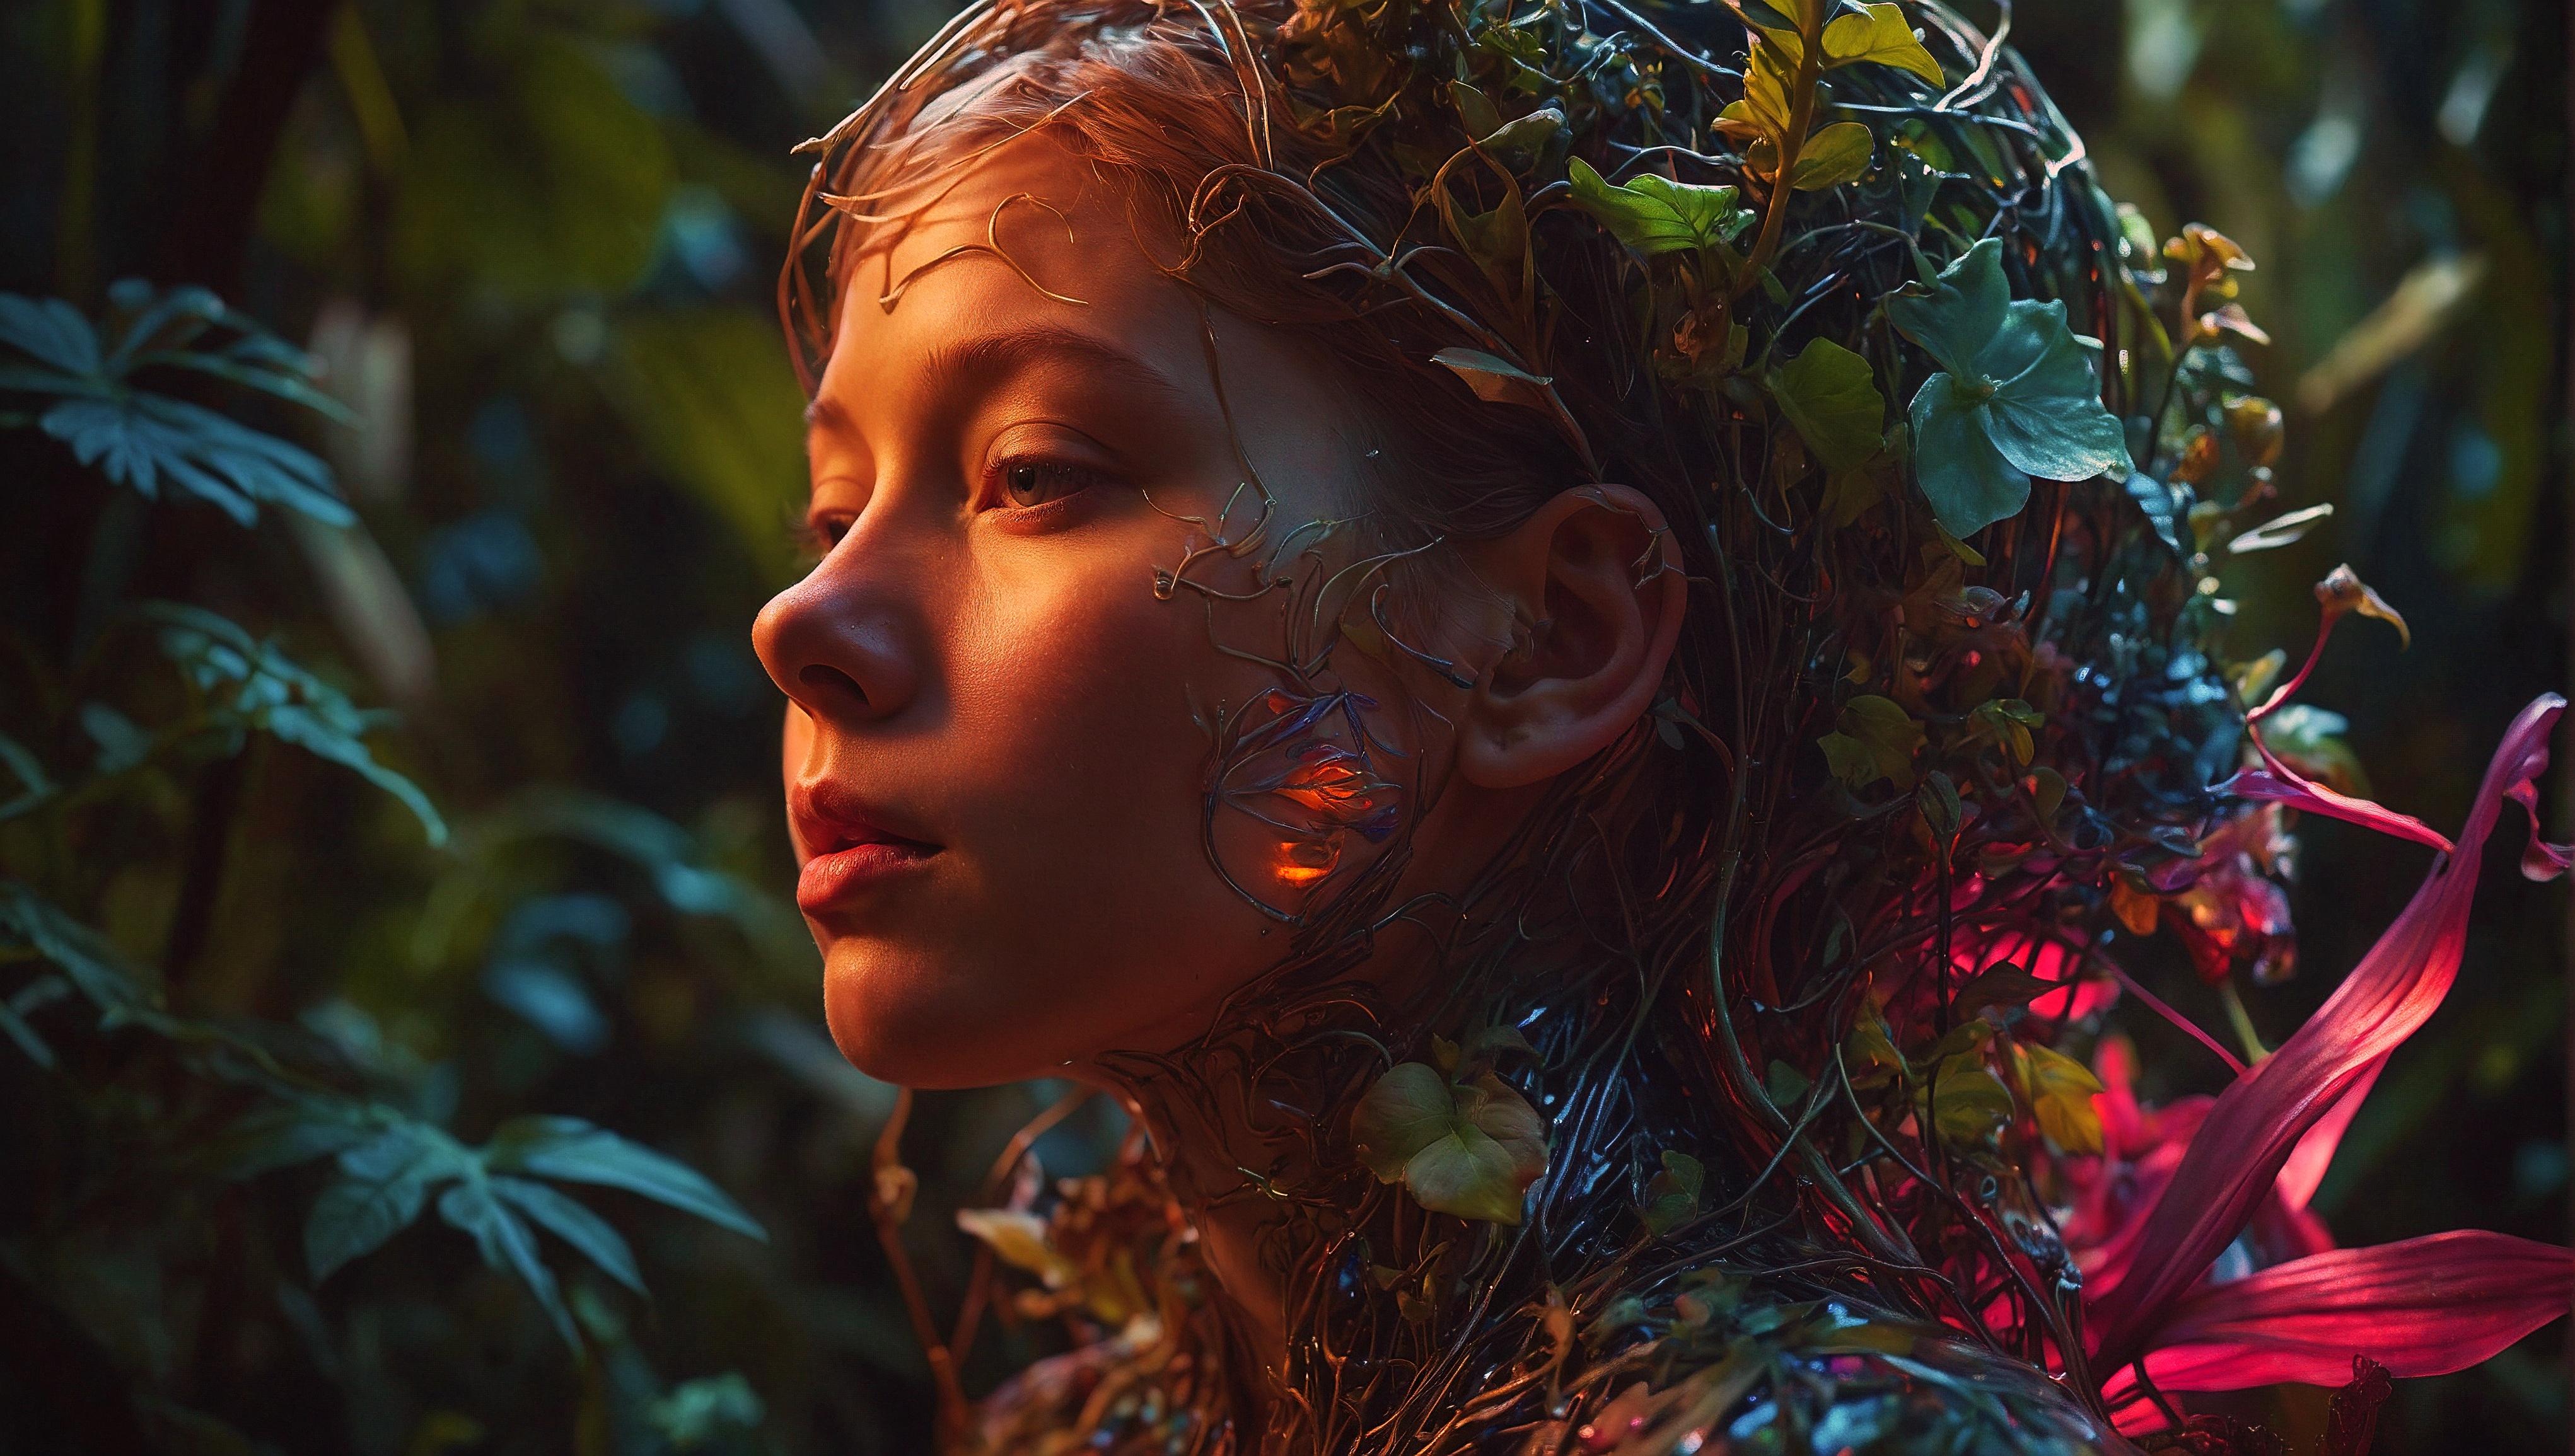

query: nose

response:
[752,555,921,727]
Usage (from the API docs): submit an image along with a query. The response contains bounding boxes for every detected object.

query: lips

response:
[791,786,939,914]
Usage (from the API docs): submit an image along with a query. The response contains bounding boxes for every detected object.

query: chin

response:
[818,938,1054,1089]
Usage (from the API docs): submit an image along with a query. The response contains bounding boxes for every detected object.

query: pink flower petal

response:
[2217,767,2451,855]
[2111,1232,2574,1392]
[2274,1057,2380,1213]
[2088,695,2567,1372]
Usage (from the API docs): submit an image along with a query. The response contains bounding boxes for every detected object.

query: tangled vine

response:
[779,1,2386,1452]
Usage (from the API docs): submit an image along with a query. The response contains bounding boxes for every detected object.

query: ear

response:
[1451,484,1685,790]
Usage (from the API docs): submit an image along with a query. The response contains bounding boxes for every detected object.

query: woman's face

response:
[756,137,1417,1087]
[755,134,1681,1090]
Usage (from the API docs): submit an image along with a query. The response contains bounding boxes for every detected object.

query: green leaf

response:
[1566,158,1752,258]
[1817,694,1923,791]
[491,1175,646,1295]
[1820,3,1945,86]
[1641,1150,1704,1235]
[1845,1007,1907,1088]
[1929,1054,2014,1145]
[484,1115,767,1240]
[0,879,149,1012]
[40,393,352,526]
[1768,338,1885,472]
[2125,472,2187,557]
[1351,1062,1549,1225]
[1764,1058,1811,1109]
[438,1177,579,1349]
[0,731,55,819]
[142,603,445,845]
[1977,303,2131,481]
[1788,120,1873,190]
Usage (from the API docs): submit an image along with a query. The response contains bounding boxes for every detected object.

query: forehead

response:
[835,133,1195,359]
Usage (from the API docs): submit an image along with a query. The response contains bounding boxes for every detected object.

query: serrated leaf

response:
[307,1127,467,1281]
[1820,3,1945,85]
[492,1175,645,1295]
[0,879,149,1011]
[1351,1063,1549,1225]
[483,1115,767,1240]
[1768,337,1885,472]
[438,1177,579,1349]
[1566,158,1752,258]
[1789,120,1873,190]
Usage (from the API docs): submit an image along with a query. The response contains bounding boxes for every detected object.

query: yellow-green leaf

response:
[1929,1054,2014,1145]
[1820,3,1945,86]
[1789,120,1874,190]
[2014,1043,2106,1154]
[1818,694,1924,791]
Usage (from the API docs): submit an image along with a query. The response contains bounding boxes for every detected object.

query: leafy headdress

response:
[779,1,2568,1452]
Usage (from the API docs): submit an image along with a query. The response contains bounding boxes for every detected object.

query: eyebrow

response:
[804,323,1192,435]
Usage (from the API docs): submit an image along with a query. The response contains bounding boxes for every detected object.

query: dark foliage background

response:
[0,0,2561,1452]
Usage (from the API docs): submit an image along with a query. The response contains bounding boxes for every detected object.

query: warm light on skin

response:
[753,132,1687,1094]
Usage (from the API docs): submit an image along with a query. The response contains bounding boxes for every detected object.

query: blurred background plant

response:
[0,0,2560,1452]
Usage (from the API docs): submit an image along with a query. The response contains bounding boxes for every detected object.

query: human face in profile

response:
[754,134,1683,1091]
[753,136,1405,1088]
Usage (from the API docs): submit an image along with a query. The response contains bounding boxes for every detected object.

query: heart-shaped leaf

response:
[1892,240,2132,536]
[1352,1061,1550,1225]
[1817,694,1924,791]
[1768,337,1885,472]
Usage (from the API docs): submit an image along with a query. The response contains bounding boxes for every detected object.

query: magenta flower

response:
[2075,693,2574,1411]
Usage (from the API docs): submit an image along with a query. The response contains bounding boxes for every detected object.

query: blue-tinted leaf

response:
[0,294,102,376]
[307,1128,456,1281]
[0,879,150,1011]
[1886,238,2010,383]
[484,959,609,1053]
[0,732,54,819]
[265,703,448,845]
[438,1178,580,1349]
[221,1103,380,1179]
[0,992,54,1067]
[484,1116,765,1240]
[0,364,104,396]
[2125,473,2187,557]
[77,703,153,775]
[139,603,443,845]
[649,1373,766,1445]
[491,1175,645,1295]
[131,350,356,425]
[103,285,226,373]
[1909,376,2029,538]
[1978,302,2129,482]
